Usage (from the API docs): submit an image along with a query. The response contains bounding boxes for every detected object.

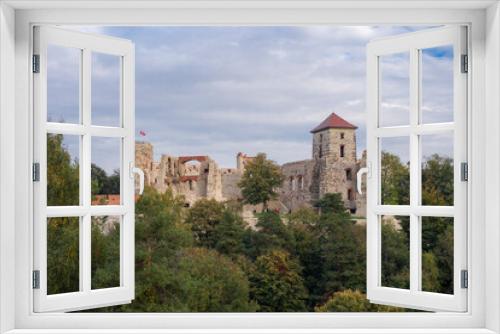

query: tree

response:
[47,217,80,295]
[168,248,257,312]
[245,211,296,258]
[186,199,225,248]
[91,164,120,195]
[314,289,403,312]
[238,153,284,211]
[433,224,454,294]
[422,154,454,206]
[422,252,441,293]
[46,134,80,294]
[312,194,365,301]
[47,133,79,206]
[249,250,308,312]
[286,211,322,308]
[111,187,194,311]
[213,210,247,256]
[381,151,410,206]
[91,216,121,289]
[381,221,409,289]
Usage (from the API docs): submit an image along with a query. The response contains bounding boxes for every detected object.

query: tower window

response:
[340,132,345,139]
[340,145,345,158]
[346,168,352,180]
[348,188,353,201]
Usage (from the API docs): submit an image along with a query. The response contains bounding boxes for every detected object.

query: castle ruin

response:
[135,112,366,218]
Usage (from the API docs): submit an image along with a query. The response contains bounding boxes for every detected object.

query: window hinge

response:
[461,162,468,182]
[461,269,468,289]
[461,54,468,73]
[32,54,40,73]
[32,270,40,289]
[32,162,40,182]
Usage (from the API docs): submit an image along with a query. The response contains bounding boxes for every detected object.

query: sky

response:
[49,26,454,173]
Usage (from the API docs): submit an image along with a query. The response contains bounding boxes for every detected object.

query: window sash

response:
[32,26,136,312]
[366,26,468,312]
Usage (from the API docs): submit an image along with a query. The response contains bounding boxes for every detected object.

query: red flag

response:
[139,130,146,137]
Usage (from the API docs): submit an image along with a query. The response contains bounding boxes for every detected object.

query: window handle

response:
[356,163,371,195]
[130,162,145,195]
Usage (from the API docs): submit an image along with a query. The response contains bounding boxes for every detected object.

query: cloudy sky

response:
[50,25,454,172]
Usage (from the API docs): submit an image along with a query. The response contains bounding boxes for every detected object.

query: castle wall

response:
[221,168,243,201]
[279,159,315,212]
[135,114,367,219]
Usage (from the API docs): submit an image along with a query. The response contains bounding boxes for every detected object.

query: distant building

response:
[280,112,366,216]
[135,112,366,219]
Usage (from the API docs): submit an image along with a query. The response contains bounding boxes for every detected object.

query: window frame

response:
[0,2,498,333]
[365,25,468,312]
[32,26,136,312]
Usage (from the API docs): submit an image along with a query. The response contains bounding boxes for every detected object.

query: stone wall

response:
[279,159,315,213]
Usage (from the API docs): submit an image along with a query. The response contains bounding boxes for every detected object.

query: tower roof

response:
[310,112,357,133]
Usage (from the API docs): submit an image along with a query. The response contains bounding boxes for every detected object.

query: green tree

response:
[249,250,308,312]
[244,211,296,258]
[47,133,79,206]
[168,247,257,312]
[422,154,454,206]
[47,217,80,295]
[315,289,403,312]
[186,199,225,248]
[422,252,441,293]
[381,151,410,206]
[433,224,454,294]
[46,134,80,294]
[91,216,121,289]
[313,194,365,301]
[113,187,194,311]
[381,222,409,289]
[238,153,284,211]
[91,164,120,195]
[213,210,247,256]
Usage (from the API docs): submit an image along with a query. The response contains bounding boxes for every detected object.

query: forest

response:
[46,133,454,312]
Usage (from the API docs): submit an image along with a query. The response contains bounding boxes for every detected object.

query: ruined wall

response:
[135,120,367,219]
[221,168,243,201]
[279,159,315,213]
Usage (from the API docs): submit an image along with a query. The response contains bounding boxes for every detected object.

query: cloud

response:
[52,25,452,171]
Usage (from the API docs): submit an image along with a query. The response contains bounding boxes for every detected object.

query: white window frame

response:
[0,1,499,333]
[32,26,136,312]
[365,26,468,312]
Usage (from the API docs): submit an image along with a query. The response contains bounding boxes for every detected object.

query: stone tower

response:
[310,112,358,212]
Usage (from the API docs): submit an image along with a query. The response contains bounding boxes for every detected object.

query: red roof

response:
[310,112,357,133]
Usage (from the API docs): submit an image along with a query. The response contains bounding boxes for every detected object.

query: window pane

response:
[47,217,80,295]
[421,217,454,294]
[379,52,410,127]
[91,216,121,289]
[91,137,121,205]
[47,44,81,124]
[380,137,410,205]
[421,133,454,206]
[381,215,410,289]
[421,46,454,124]
[47,133,80,206]
[92,52,121,127]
